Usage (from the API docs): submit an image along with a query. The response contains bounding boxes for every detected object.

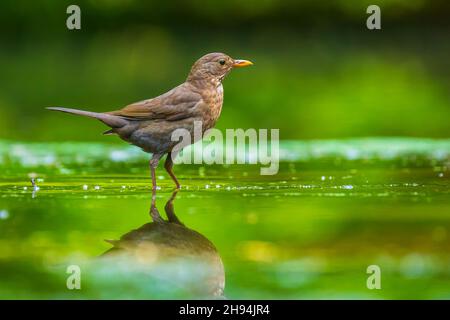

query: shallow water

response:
[0,138,449,299]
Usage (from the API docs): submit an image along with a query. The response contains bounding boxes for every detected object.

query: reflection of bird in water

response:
[101,191,225,298]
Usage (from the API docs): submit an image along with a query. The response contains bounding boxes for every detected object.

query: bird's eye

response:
[219,59,226,66]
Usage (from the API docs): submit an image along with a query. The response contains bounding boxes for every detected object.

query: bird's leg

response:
[149,153,162,193]
[164,152,181,189]
[164,190,184,226]
[149,192,165,223]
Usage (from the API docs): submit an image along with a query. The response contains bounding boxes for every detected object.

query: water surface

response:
[0,138,449,299]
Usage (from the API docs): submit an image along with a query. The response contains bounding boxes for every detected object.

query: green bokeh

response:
[0,1,449,141]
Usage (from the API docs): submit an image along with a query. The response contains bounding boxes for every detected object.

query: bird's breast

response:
[217,83,223,95]
[202,85,223,130]
[213,84,224,118]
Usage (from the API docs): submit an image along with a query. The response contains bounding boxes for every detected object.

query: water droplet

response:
[83,185,88,190]
[94,186,100,190]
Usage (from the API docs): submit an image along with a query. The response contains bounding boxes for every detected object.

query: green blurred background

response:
[0,0,449,141]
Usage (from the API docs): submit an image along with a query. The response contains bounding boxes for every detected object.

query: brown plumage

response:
[47,52,253,191]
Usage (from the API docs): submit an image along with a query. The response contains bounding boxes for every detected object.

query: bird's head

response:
[187,52,253,84]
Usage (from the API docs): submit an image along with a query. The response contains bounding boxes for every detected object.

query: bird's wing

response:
[107,84,203,121]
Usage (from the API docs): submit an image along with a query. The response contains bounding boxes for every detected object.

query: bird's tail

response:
[46,107,127,128]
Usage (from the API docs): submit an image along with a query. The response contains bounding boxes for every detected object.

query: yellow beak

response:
[233,59,254,68]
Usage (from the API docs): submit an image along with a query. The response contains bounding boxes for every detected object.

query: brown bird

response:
[47,52,253,191]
